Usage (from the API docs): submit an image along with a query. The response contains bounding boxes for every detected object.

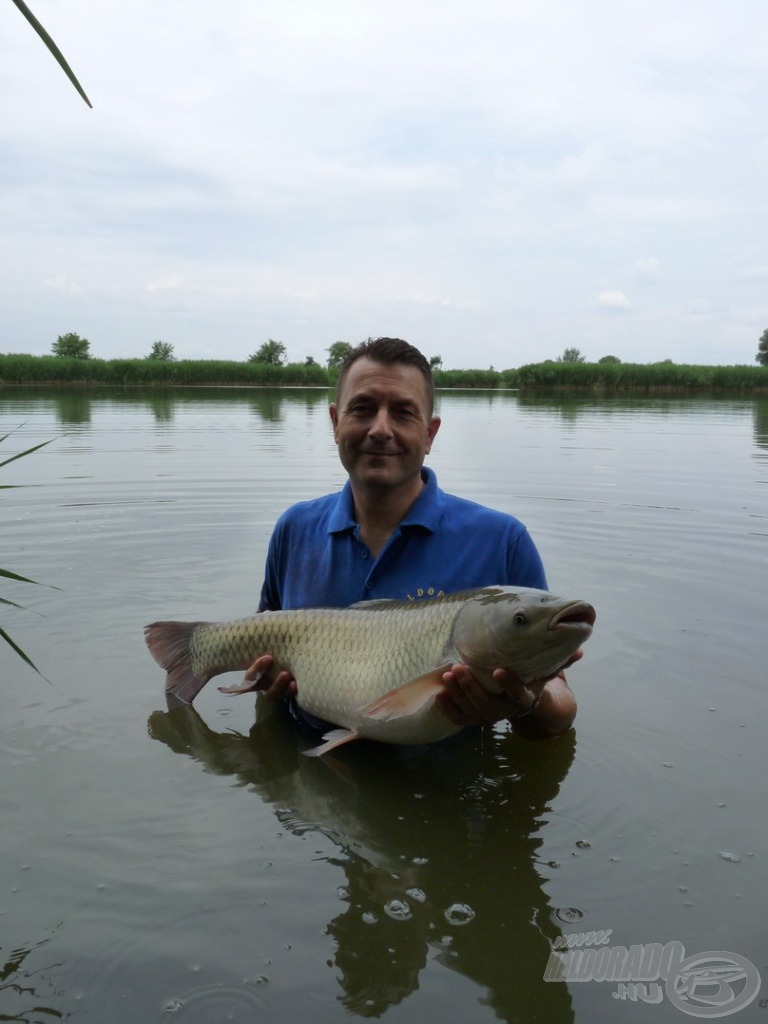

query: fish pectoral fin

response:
[218,680,260,696]
[361,669,445,722]
[303,728,361,757]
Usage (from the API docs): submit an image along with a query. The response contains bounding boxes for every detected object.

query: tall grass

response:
[2,354,767,390]
[516,360,768,390]
[1,426,57,677]
[0,355,328,387]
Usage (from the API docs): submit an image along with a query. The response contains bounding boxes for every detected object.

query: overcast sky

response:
[3,0,768,368]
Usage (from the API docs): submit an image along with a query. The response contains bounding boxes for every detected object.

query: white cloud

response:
[44,274,85,295]
[596,290,631,311]
[145,275,187,294]
[3,0,768,366]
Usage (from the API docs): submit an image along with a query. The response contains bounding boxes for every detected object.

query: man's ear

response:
[425,416,441,454]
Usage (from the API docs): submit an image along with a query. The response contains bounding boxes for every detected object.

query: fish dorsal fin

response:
[348,597,404,609]
[360,668,445,722]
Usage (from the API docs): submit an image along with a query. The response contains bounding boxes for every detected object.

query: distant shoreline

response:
[1,353,767,392]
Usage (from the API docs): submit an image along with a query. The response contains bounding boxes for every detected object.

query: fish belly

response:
[191,602,463,743]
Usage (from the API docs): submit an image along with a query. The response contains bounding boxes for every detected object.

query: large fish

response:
[144,586,595,756]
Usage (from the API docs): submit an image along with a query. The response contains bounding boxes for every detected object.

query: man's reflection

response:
[149,700,576,1022]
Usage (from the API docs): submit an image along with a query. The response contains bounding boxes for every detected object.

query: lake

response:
[1,385,766,1023]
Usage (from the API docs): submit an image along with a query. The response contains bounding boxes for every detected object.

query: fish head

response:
[450,587,596,689]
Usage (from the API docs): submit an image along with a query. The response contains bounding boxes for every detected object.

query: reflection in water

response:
[0,385,332,428]
[752,396,768,453]
[149,701,576,1022]
[51,390,93,427]
[0,931,67,1023]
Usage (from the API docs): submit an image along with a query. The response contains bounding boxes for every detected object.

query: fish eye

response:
[514,612,527,626]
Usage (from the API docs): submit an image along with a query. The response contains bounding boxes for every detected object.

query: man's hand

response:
[436,649,582,739]
[241,655,297,701]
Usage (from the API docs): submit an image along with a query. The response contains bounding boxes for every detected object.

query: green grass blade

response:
[11,0,93,108]
[0,436,56,469]
[0,626,49,680]
[0,567,42,585]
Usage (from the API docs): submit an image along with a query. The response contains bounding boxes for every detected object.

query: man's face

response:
[329,357,441,495]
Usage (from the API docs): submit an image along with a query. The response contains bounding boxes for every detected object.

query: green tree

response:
[249,339,286,366]
[556,348,586,364]
[429,355,443,370]
[326,341,353,369]
[598,355,621,364]
[756,328,768,367]
[147,341,175,361]
[304,355,318,367]
[52,332,90,358]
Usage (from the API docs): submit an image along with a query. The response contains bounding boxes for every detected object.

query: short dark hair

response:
[336,337,435,415]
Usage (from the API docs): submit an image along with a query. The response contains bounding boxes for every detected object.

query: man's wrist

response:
[511,695,541,721]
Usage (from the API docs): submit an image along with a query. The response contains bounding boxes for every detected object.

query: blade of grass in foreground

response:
[0,436,57,469]
[0,625,49,680]
[10,0,92,108]
[2,427,59,678]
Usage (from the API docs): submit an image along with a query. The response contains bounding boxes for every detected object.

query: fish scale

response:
[145,587,595,755]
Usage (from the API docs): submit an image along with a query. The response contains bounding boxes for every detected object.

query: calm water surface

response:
[1,386,766,1023]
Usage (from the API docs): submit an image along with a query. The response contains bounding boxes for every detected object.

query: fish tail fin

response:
[144,621,209,704]
[361,669,445,722]
[303,728,360,757]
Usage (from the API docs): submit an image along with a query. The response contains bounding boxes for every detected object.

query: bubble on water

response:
[575,839,591,849]
[336,886,350,899]
[662,762,674,768]
[444,903,475,926]
[405,888,426,903]
[553,906,585,924]
[412,856,429,865]
[547,860,561,869]
[383,899,412,921]
[362,911,378,925]
[162,981,268,1017]
[719,851,741,863]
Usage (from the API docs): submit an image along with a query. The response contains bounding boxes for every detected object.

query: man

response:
[245,337,580,740]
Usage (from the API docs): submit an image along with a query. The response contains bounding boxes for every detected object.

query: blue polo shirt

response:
[258,466,547,612]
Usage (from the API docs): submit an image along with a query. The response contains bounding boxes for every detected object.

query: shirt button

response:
[361,551,369,560]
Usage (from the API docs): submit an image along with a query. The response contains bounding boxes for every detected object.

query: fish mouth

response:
[549,601,596,634]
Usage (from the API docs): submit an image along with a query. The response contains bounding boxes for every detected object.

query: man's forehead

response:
[340,359,431,406]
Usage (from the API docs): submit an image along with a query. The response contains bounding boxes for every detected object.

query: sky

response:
[2,0,768,369]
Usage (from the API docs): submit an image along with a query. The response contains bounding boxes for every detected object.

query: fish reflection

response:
[148,700,576,1022]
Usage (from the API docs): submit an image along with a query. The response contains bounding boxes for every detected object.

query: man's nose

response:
[368,408,394,439]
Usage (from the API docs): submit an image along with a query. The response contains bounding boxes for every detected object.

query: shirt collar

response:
[327,466,441,535]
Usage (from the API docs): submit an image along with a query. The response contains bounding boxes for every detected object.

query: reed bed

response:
[1,354,767,391]
[515,360,768,390]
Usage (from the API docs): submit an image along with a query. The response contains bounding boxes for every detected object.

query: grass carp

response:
[144,586,595,755]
